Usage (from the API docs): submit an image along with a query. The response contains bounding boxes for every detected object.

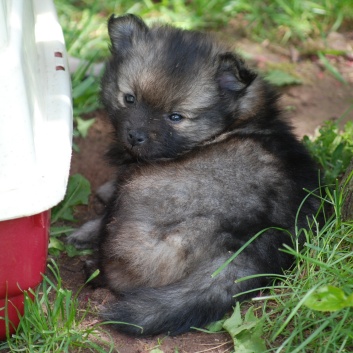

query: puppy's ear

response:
[217,53,257,92]
[108,14,148,56]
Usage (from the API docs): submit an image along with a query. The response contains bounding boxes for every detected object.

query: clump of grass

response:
[54,1,107,137]
[228,0,353,43]
[0,261,113,353]
[250,116,353,350]
[255,176,353,352]
[303,116,353,185]
[71,59,101,139]
[54,1,110,61]
[55,0,353,51]
[214,122,353,351]
[200,177,353,352]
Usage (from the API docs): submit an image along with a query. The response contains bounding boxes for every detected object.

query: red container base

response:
[0,212,49,340]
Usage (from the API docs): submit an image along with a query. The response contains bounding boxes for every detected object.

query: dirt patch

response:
[57,34,353,353]
[234,37,353,137]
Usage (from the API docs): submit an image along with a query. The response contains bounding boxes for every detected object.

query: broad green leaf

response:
[304,285,353,311]
[76,117,96,138]
[265,69,301,86]
[51,174,91,223]
[65,244,93,258]
[50,226,75,237]
[49,237,65,251]
[49,238,66,256]
[72,75,97,99]
[223,303,242,336]
[206,319,225,332]
[222,303,266,353]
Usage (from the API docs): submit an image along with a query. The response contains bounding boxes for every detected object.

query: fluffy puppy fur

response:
[68,14,320,336]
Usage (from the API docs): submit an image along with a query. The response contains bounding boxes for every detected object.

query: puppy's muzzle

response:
[127,129,147,146]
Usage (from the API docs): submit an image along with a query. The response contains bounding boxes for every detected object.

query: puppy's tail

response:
[101,258,267,336]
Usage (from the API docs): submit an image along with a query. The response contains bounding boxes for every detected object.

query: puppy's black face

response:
[101,15,257,161]
[102,62,228,160]
[105,89,210,160]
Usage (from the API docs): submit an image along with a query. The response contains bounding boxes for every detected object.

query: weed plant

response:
[303,117,353,185]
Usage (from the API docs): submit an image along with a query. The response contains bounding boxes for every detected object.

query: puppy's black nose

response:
[127,130,147,146]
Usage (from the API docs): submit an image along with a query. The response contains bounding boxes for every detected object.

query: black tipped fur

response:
[102,288,233,336]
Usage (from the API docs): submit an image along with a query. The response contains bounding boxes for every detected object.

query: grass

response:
[203,171,353,352]
[0,261,112,353]
[258,177,353,352]
[256,121,353,351]
[303,116,353,185]
[227,0,353,44]
[238,115,353,351]
[71,60,101,138]
[54,0,353,54]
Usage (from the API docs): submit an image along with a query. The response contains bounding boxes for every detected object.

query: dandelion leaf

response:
[305,285,353,311]
[222,303,266,353]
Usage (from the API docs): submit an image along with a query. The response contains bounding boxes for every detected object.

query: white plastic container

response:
[0,0,72,339]
[0,0,73,221]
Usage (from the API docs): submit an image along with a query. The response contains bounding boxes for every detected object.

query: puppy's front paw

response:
[67,218,102,249]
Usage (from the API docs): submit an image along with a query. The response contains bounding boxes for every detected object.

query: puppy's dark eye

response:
[125,94,135,104]
[169,113,183,122]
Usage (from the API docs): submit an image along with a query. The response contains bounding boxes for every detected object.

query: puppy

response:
[68,14,320,336]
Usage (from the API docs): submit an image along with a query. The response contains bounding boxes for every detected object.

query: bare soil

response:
[58,33,353,353]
